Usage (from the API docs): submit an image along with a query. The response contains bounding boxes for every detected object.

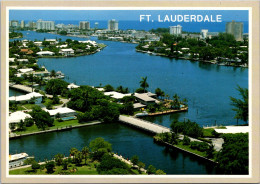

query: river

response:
[9,31,248,174]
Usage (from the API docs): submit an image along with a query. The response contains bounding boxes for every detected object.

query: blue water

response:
[10,31,248,126]
[9,122,217,174]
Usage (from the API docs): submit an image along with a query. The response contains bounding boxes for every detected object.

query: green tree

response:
[216,133,248,174]
[206,144,215,159]
[230,86,248,123]
[31,161,40,172]
[45,161,55,174]
[17,120,26,131]
[183,135,191,145]
[155,88,165,99]
[74,151,83,166]
[24,117,34,127]
[131,155,139,166]
[62,159,69,170]
[82,146,89,165]
[45,79,69,96]
[89,137,112,160]
[155,169,166,175]
[54,153,64,166]
[30,106,54,130]
[104,84,114,92]
[147,165,157,174]
[139,76,149,93]
[69,147,78,162]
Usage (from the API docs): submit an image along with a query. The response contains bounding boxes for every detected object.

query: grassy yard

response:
[12,119,93,135]
[175,142,207,158]
[9,157,144,175]
[202,128,215,137]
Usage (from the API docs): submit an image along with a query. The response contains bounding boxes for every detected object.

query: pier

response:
[9,84,34,93]
[119,115,170,134]
[148,107,188,116]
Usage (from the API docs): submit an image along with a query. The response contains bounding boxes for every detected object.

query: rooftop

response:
[44,107,76,116]
[67,83,80,89]
[215,126,249,134]
[134,93,156,102]
[104,91,132,99]
[9,111,32,123]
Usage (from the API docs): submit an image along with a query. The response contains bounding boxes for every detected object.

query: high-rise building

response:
[79,21,90,30]
[36,19,55,30]
[200,29,208,39]
[20,20,25,28]
[225,20,243,41]
[108,19,118,31]
[94,22,99,29]
[170,25,182,35]
[10,20,19,27]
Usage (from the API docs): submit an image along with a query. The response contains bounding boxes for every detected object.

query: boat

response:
[135,111,148,117]
[9,153,29,168]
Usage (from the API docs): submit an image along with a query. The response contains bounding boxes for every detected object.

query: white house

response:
[104,91,132,100]
[56,44,68,48]
[17,59,28,63]
[18,68,34,73]
[44,107,77,118]
[9,58,15,63]
[59,48,74,56]
[67,83,80,90]
[34,41,42,46]
[9,92,43,104]
[36,51,54,56]
[134,93,157,105]
[9,111,32,128]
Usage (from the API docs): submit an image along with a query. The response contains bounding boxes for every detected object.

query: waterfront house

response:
[134,93,157,106]
[44,107,77,119]
[32,71,50,77]
[67,83,80,90]
[104,91,132,100]
[16,59,28,64]
[36,51,54,56]
[133,103,146,109]
[34,41,42,46]
[56,44,68,48]
[9,58,15,63]
[9,153,29,169]
[45,39,58,44]
[59,48,74,56]
[9,111,32,128]
[9,92,43,104]
[18,68,34,73]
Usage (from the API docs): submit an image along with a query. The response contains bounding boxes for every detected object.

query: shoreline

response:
[136,49,248,68]
[9,121,102,139]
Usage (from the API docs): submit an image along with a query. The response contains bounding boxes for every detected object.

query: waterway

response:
[9,31,248,174]
[9,122,217,174]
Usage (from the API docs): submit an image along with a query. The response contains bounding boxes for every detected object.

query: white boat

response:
[9,153,29,168]
[135,111,148,117]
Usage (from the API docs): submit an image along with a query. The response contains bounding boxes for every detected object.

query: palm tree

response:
[70,148,78,162]
[139,76,149,93]
[50,70,56,78]
[230,85,248,123]
[81,146,89,165]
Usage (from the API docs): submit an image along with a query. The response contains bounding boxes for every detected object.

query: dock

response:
[9,84,34,93]
[148,107,188,116]
[119,115,170,134]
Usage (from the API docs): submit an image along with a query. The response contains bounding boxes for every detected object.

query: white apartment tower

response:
[170,25,182,35]
[79,21,90,30]
[108,19,118,31]
[36,19,55,30]
[200,29,208,39]
[20,20,25,28]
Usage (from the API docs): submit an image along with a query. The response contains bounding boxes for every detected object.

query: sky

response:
[9,10,248,22]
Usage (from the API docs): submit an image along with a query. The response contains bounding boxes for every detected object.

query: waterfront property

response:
[9,153,29,169]
[9,111,32,129]
[134,93,159,106]
[9,92,43,104]
[44,107,77,119]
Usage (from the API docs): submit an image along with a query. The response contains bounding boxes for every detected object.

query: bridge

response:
[119,115,170,134]
[9,84,34,93]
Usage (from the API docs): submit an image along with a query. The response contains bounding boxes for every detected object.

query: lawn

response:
[12,119,94,135]
[175,142,208,158]
[202,128,215,137]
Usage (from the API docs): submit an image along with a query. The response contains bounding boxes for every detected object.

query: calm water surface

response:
[9,31,248,174]
[9,123,217,174]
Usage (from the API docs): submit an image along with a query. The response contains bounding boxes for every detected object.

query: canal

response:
[9,31,248,174]
[9,122,217,174]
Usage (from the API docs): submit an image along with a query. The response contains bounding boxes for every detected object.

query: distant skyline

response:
[10,10,248,22]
